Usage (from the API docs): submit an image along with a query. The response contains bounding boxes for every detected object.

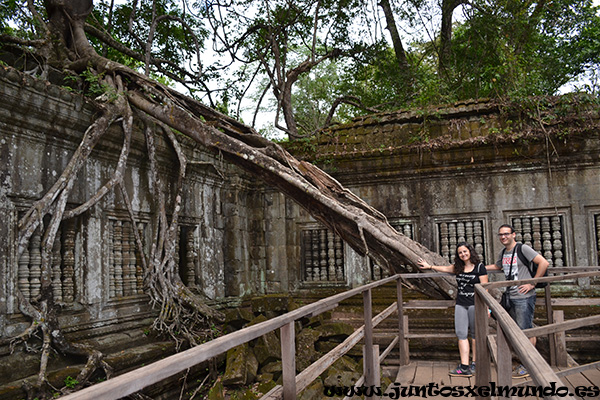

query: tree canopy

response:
[3,0,597,138]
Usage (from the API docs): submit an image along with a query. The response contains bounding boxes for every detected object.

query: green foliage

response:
[443,0,600,99]
[91,0,208,72]
[293,0,600,129]
[0,0,42,39]
[63,69,118,100]
[64,376,79,389]
[1,0,598,139]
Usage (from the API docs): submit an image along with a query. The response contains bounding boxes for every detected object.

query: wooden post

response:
[496,323,512,398]
[396,278,409,365]
[474,287,491,399]
[281,322,297,400]
[363,344,381,388]
[363,288,375,388]
[554,310,568,367]
[545,285,557,366]
[404,315,410,364]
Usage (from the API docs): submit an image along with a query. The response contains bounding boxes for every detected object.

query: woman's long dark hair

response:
[453,242,480,275]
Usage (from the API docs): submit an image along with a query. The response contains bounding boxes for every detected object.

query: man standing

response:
[487,224,549,378]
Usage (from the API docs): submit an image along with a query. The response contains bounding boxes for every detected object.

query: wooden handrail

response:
[473,269,600,400]
[59,268,600,400]
[262,298,401,399]
[482,270,600,290]
[474,286,574,400]
[60,273,404,400]
[523,314,600,338]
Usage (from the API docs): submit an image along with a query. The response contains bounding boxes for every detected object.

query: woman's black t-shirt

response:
[455,263,488,307]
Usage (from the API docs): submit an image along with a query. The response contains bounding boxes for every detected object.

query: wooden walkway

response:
[388,360,600,399]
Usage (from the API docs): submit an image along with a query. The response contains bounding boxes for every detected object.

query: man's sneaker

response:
[512,364,530,378]
[449,364,473,377]
[470,362,476,374]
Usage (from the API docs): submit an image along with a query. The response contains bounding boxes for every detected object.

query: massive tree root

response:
[12,78,127,398]
[6,1,455,398]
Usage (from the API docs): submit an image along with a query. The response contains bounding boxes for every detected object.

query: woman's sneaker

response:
[512,364,530,378]
[449,364,473,377]
[470,362,476,374]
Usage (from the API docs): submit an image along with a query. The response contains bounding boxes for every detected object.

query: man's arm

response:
[532,254,549,278]
[485,263,501,271]
[518,254,549,294]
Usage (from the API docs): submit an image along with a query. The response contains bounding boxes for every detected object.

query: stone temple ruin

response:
[1,65,600,397]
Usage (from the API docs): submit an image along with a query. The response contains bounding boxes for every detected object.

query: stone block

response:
[246,348,259,384]
[314,321,354,340]
[223,343,249,385]
[223,307,254,331]
[295,328,321,371]
[251,294,293,314]
[298,378,324,400]
[253,332,281,365]
[259,360,282,382]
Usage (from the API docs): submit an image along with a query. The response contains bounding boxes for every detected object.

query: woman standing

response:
[417,242,488,377]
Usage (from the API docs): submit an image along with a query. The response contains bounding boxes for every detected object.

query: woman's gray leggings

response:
[455,304,476,340]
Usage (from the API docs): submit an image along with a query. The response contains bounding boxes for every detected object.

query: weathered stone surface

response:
[224,307,255,331]
[298,378,325,400]
[310,356,361,392]
[260,360,282,381]
[206,379,226,400]
[245,347,259,383]
[249,314,282,365]
[295,328,322,371]
[223,343,250,385]
[322,355,362,387]
[323,369,360,387]
[257,379,277,396]
[228,387,259,400]
[302,310,332,328]
[314,322,354,340]
[251,294,293,314]
[256,372,275,384]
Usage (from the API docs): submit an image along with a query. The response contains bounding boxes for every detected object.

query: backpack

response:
[514,243,548,288]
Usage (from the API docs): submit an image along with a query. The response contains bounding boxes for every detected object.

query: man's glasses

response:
[498,233,513,237]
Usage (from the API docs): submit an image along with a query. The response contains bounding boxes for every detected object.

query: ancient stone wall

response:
[2,65,600,353]
[0,68,276,343]
[284,97,600,290]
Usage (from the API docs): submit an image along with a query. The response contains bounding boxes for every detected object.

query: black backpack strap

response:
[515,243,535,278]
[501,248,515,279]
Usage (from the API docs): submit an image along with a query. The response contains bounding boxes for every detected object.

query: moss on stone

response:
[206,379,226,400]
[251,294,293,314]
[298,378,325,400]
[314,322,354,339]
[224,307,255,332]
[223,343,249,385]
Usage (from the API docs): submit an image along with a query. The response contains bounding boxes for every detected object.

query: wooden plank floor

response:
[385,361,600,399]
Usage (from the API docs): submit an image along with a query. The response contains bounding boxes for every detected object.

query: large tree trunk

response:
[378,0,411,76]
[128,89,456,299]
[439,0,467,73]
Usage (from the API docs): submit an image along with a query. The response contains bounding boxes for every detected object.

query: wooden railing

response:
[59,267,600,400]
[60,274,408,400]
[474,268,600,400]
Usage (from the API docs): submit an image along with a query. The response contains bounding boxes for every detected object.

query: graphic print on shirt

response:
[456,272,478,299]
[502,251,518,281]
[455,264,486,307]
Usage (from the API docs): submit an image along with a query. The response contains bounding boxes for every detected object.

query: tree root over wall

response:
[6,1,455,398]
